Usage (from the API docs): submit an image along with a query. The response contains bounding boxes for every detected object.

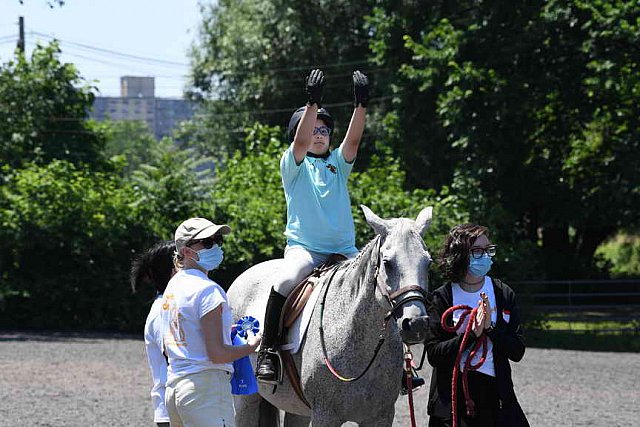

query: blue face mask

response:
[195,245,224,272]
[469,254,493,277]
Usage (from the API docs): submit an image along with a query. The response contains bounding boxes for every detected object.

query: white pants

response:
[273,245,358,296]
[165,369,235,427]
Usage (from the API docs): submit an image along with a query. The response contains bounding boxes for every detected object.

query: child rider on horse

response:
[255,69,367,383]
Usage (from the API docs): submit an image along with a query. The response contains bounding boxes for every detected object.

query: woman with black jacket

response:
[426,224,529,427]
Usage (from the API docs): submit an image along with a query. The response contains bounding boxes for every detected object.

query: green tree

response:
[101,120,158,176]
[0,42,105,169]
[130,140,216,239]
[368,0,640,278]
[186,0,376,157]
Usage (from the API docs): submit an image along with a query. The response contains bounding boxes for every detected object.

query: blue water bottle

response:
[230,316,260,395]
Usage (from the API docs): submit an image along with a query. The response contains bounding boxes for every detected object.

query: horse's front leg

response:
[309,409,343,427]
[360,408,395,427]
[284,412,310,427]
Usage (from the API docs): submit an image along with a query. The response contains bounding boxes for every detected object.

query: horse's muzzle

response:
[400,315,429,344]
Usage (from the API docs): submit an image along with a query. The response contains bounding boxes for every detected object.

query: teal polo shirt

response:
[280,144,357,255]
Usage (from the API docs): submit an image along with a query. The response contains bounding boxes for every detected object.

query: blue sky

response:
[0,0,204,98]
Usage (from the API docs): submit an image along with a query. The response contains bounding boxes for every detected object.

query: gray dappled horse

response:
[227,205,433,426]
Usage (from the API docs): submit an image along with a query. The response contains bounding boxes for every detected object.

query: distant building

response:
[91,76,196,139]
[120,76,155,98]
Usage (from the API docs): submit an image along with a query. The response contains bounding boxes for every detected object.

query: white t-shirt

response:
[451,277,497,377]
[161,268,234,385]
[144,294,170,423]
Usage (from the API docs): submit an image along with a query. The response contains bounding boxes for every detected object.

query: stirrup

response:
[401,373,425,395]
[256,349,284,385]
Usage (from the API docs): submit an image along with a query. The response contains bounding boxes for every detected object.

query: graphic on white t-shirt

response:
[163,293,186,347]
[168,308,186,347]
[451,277,497,377]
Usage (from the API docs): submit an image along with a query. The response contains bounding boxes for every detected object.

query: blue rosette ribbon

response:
[234,316,260,339]
[230,315,260,395]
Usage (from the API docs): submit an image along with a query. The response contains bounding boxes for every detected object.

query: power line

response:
[45,94,398,125]
[90,74,189,78]
[27,30,376,77]
[18,28,395,98]
[29,30,189,67]
[58,50,185,75]
[215,58,373,77]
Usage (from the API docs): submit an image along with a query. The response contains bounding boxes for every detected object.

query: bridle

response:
[319,235,429,382]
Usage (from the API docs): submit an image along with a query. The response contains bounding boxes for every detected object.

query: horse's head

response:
[362,205,433,345]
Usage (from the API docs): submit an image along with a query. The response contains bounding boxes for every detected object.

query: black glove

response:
[305,69,324,106]
[353,70,369,108]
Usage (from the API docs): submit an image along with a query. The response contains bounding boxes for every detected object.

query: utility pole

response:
[17,16,25,53]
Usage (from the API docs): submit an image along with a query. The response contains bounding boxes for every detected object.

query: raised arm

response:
[292,69,325,163]
[341,70,368,163]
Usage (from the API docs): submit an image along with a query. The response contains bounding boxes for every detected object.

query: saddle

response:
[279,253,347,331]
[274,253,347,408]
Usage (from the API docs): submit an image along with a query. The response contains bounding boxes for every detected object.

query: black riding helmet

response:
[287,106,334,143]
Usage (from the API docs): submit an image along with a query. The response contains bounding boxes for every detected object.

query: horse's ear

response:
[415,206,433,236]
[361,205,388,236]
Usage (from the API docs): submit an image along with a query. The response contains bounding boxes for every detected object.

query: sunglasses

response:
[313,126,331,136]
[470,245,497,259]
[189,234,224,249]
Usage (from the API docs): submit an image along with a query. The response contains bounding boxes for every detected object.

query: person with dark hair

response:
[255,68,368,383]
[131,240,176,427]
[426,224,529,427]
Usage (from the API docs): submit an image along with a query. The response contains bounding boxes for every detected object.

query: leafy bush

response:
[0,161,153,330]
[596,233,640,278]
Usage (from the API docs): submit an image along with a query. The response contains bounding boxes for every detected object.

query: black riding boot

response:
[256,288,287,383]
[401,371,425,395]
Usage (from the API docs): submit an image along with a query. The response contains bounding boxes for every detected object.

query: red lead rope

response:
[404,349,417,427]
[441,305,489,427]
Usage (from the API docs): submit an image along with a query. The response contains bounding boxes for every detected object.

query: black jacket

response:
[426,278,529,426]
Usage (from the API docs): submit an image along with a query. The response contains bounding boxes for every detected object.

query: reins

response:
[318,236,429,383]
[318,256,392,382]
[441,304,489,427]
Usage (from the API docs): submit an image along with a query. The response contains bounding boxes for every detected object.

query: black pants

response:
[429,371,499,427]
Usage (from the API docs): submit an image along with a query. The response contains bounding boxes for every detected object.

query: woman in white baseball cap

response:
[161,217,261,427]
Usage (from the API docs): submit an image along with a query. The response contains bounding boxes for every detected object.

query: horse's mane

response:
[320,234,381,296]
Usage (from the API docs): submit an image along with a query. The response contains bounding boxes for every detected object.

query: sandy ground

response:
[0,331,637,426]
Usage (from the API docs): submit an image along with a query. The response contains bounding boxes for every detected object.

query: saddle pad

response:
[279,279,325,354]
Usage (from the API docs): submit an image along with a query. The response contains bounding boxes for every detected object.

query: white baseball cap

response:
[174,217,231,251]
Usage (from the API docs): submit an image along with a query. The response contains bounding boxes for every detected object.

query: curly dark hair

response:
[130,240,175,294]
[438,224,490,283]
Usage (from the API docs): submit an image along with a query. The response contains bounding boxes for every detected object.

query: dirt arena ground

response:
[0,331,637,426]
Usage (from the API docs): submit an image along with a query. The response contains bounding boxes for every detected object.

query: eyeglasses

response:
[470,245,497,259]
[189,234,224,249]
[313,126,331,136]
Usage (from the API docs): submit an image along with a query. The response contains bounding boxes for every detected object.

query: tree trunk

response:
[576,226,616,261]
[542,225,572,253]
